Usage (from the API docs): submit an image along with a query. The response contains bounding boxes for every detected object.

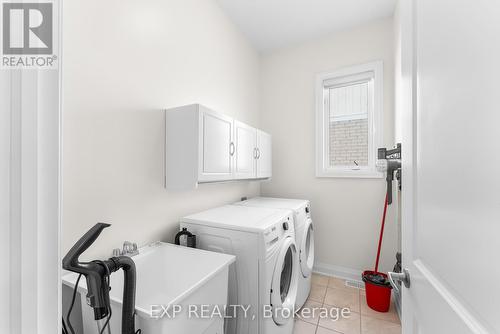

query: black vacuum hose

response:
[107,256,137,334]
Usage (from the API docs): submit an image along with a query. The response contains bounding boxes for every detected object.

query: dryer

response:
[180,205,298,334]
[234,197,314,308]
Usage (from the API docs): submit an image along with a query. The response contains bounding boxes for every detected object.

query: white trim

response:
[414,260,490,334]
[323,71,374,88]
[0,2,62,332]
[399,1,416,333]
[330,112,368,122]
[0,60,13,334]
[313,261,363,283]
[58,1,63,331]
[315,61,384,178]
[317,168,383,179]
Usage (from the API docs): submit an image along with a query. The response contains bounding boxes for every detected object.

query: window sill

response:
[316,169,383,179]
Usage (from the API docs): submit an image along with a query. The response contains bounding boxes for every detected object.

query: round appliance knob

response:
[283,222,289,230]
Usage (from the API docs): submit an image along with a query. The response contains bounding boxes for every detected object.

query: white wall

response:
[260,18,397,275]
[63,2,398,276]
[62,0,261,260]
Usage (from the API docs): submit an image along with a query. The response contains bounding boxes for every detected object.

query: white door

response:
[198,110,234,182]
[234,121,257,179]
[256,130,272,178]
[398,0,500,333]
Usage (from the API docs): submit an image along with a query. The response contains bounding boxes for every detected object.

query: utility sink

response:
[62,242,235,334]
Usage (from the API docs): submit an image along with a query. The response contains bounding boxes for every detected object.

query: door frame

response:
[0,1,63,333]
[0,63,62,334]
[398,0,417,332]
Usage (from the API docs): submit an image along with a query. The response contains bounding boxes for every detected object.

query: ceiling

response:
[216,0,397,52]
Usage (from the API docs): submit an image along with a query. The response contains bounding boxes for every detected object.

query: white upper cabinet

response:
[256,130,272,178]
[165,104,271,189]
[199,110,234,182]
[234,120,257,179]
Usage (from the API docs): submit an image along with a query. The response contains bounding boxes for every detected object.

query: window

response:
[316,61,383,178]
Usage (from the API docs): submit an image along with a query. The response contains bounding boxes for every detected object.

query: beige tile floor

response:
[294,273,401,334]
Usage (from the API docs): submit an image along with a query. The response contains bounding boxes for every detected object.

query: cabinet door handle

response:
[229,142,235,156]
[256,148,261,159]
[254,147,258,159]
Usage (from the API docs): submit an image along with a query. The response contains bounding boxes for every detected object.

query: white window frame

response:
[315,61,384,178]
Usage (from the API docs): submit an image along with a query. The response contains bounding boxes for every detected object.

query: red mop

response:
[362,192,392,312]
[375,192,389,272]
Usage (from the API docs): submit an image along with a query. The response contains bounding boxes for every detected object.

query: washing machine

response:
[180,205,298,334]
[234,197,314,308]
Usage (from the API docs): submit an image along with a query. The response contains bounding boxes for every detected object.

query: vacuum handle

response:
[386,178,393,205]
[378,147,387,159]
[62,223,111,273]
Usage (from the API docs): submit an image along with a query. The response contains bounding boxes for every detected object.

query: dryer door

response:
[299,218,314,278]
[270,236,298,325]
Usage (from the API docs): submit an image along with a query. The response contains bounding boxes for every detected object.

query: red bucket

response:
[362,270,392,312]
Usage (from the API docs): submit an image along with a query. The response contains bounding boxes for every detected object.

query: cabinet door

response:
[256,130,272,178]
[234,121,257,179]
[198,109,234,182]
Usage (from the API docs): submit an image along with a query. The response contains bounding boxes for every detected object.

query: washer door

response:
[299,218,314,278]
[270,236,298,325]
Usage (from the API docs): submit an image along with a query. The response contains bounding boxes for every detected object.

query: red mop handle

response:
[374,192,389,273]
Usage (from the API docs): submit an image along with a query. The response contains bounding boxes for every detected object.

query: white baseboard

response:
[313,261,363,283]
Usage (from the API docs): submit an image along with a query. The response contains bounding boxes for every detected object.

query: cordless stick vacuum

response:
[372,143,401,271]
[62,223,139,334]
[376,143,401,205]
[361,144,402,312]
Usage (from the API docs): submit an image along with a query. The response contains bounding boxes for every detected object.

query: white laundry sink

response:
[62,242,235,334]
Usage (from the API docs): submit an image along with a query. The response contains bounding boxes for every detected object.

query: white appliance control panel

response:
[263,215,293,247]
[264,225,279,246]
